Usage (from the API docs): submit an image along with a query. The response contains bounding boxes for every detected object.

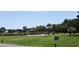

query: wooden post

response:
[2,40,3,44]
[55,43,57,47]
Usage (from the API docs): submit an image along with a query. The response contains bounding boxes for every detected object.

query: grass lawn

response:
[0,33,79,47]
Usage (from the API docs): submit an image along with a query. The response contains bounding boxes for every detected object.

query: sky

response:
[0,11,78,29]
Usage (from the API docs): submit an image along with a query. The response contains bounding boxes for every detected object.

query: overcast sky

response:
[0,11,77,29]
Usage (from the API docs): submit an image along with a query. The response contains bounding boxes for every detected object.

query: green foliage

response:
[0,27,6,33]
[23,26,27,32]
[0,12,79,35]
[23,26,27,35]
[47,23,52,28]
[67,27,76,33]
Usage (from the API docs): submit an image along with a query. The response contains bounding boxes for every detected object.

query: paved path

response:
[27,34,47,36]
[0,43,24,47]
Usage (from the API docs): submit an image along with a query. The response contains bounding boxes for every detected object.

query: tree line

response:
[0,13,79,36]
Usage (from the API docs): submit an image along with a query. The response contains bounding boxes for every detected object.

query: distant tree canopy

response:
[0,12,79,36]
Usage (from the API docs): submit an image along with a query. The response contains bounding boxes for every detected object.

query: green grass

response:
[0,34,79,47]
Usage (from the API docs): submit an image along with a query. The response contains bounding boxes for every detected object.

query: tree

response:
[23,26,27,35]
[7,29,16,33]
[67,27,77,36]
[69,18,79,32]
[77,15,79,18]
[0,27,6,33]
[7,29,13,33]
[63,19,69,25]
[51,24,57,34]
[77,11,79,18]
[16,29,23,33]
[63,19,73,35]
[28,27,36,35]
[46,23,52,34]
[36,25,46,34]
[63,19,72,27]
[47,23,52,28]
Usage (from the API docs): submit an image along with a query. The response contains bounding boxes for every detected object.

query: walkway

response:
[0,43,24,47]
